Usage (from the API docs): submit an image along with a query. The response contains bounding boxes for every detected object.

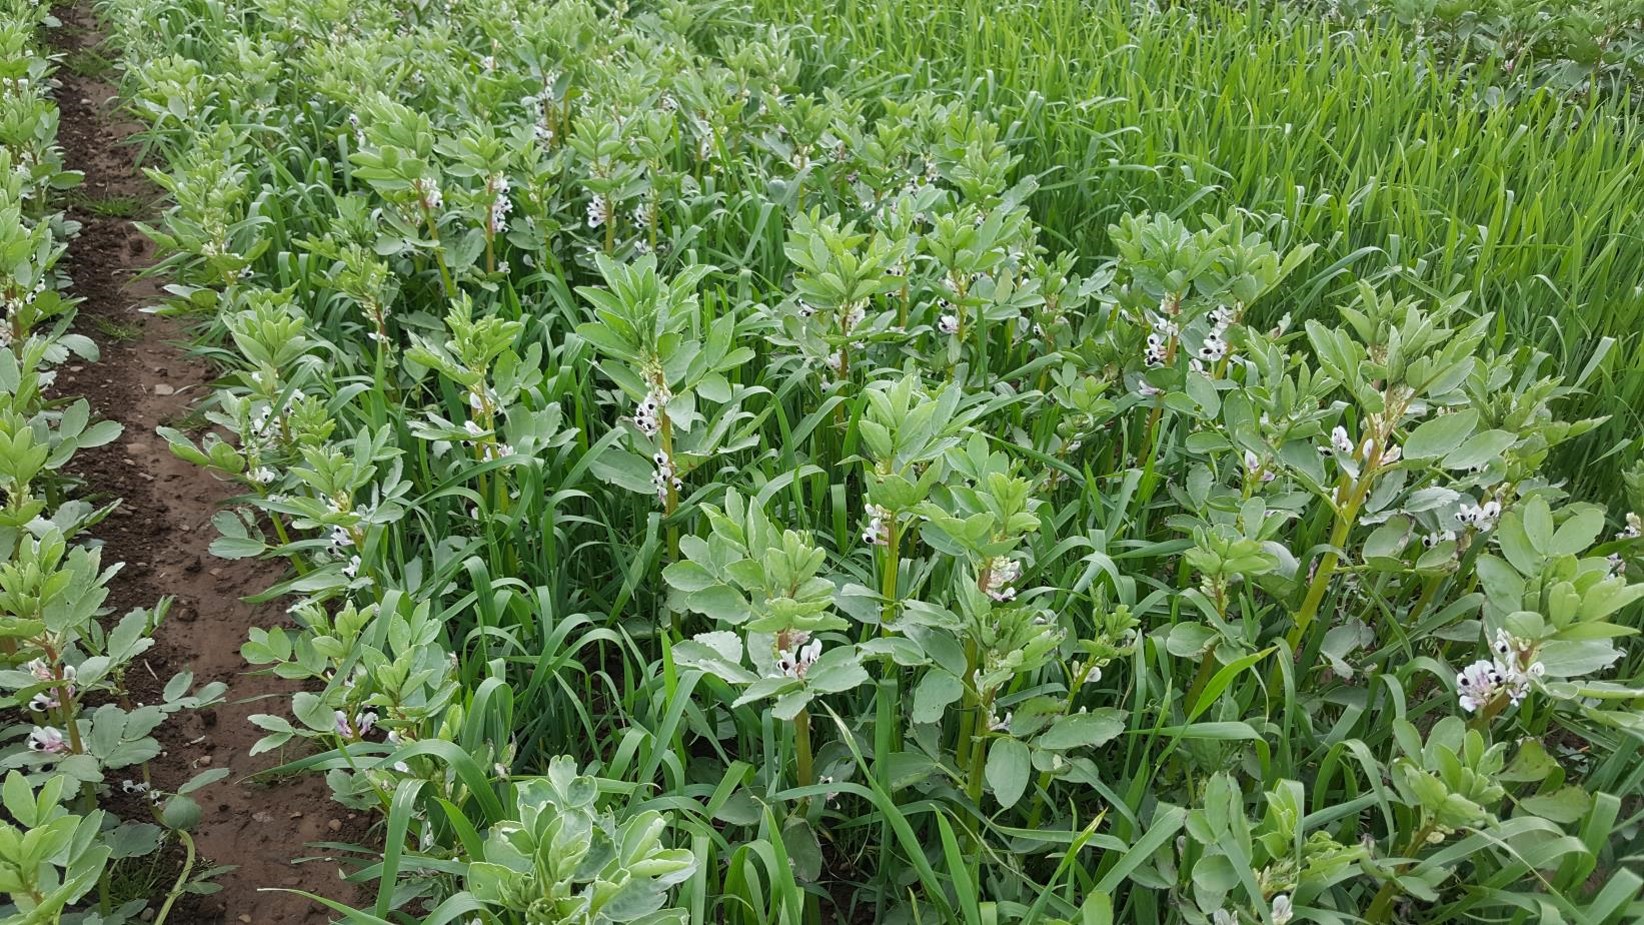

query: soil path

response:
[49,4,361,921]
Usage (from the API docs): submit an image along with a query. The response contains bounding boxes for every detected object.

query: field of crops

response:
[5,0,1644,922]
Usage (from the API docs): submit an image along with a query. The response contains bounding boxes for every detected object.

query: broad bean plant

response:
[99,0,1644,922]
[0,1,225,921]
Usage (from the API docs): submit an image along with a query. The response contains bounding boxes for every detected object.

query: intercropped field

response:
[3,0,1643,923]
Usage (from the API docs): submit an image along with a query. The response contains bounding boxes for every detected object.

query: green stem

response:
[265,510,310,576]
[151,830,197,925]
[421,207,457,299]
[954,639,979,772]
[1366,821,1437,924]
[965,693,993,807]
[661,412,680,572]
[879,521,899,633]
[1287,474,1373,650]
[794,707,814,789]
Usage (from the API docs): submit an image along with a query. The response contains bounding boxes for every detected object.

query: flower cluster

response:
[485,174,512,236]
[1325,425,1353,455]
[1455,499,1502,532]
[586,193,611,228]
[980,555,1022,602]
[121,779,164,804]
[634,384,669,438]
[841,302,866,333]
[1360,436,1401,468]
[25,662,73,713]
[461,418,514,461]
[1193,304,1236,365]
[26,726,68,755]
[1421,528,1457,548]
[1143,329,1169,366]
[335,709,378,739]
[1457,629,1544,713]
[861,502,892,546]
[774,637,822,680]
[651,450,682,506]
[1242,449,1275,483]
[1618,512,1641,541]
[411,175,442,212]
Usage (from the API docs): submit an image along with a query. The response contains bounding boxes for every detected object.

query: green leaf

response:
[683,584,750,623]
[292,691,336,732]
[1548,505,1605,556]
[104,822,163,859]
[1518,786,1592,824]
[210,535,269,559]
[1403,409,1478,461]
[985,737,1031,809]
[673,633,758,686]
[161,794,202,831]
[1441,429,1514,470]
[911,669,964,725]
[1036,708,1126,751]
[781,817,823,882]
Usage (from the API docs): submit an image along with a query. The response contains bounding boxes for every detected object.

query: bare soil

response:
[49,4,367,921]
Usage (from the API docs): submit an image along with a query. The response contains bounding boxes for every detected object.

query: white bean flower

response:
[27,726,68,754]
[775,639,822,680]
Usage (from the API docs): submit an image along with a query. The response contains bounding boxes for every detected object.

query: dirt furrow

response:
[49,4,360,921]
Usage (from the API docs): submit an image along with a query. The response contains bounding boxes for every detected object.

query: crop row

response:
[0,2,224,919]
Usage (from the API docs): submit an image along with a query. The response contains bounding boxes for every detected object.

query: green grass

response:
[89,312,142,340]
[62,45,116,78]
[751,0,1644,499]
[70,190,149,217]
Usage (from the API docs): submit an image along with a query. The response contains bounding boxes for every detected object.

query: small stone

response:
[153,383,175,396]
[252,811,273,823]
[140,909,154,922]
[197,754,212,765]
[238,915,252,924]
[208,568,223,577]
[327,818,342,832]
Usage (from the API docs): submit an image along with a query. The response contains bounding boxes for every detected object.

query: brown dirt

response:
[48,5,366,921]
